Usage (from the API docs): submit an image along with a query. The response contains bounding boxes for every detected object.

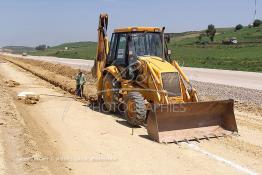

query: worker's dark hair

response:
[78,69,82,73]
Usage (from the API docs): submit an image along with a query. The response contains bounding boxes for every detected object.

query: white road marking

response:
[185,143,258,175]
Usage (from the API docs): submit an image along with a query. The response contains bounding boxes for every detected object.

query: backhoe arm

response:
[92,13,109,80]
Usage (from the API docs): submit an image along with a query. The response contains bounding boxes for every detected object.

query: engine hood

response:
[139,56,177,73]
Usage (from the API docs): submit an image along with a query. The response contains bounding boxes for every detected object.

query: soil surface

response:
[0,55,261,175]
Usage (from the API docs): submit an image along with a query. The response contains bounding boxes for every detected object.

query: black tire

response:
[124,92,147,126]
[102,73,120,112]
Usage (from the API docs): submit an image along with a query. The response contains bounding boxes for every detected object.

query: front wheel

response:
[124,92,147,126]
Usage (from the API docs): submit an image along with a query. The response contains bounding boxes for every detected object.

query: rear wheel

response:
[102,73,120,112]
[124,92,147,126]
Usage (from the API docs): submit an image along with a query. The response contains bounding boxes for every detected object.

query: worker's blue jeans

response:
[76,85,84,97]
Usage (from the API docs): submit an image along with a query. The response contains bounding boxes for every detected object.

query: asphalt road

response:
[3,53,262,90]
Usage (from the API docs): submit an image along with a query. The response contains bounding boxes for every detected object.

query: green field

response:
[171,44,262,72]
[170,26,262,72]
[30,42,97,60]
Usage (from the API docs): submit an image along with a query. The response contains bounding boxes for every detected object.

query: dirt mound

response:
[24,95,40,105]
[5,80,20,87]
[19,59,95,84]
[4,56,97,100]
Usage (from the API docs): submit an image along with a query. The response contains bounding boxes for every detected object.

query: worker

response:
[75,69,86,97]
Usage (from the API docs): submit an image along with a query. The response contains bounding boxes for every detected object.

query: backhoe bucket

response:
[147,100,238,143]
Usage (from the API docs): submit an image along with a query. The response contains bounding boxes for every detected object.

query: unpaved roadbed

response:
[0,55,262,174]
[0,62,70,175]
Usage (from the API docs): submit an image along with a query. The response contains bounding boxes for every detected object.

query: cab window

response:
[107,33,117,65]
[115,34,127,66]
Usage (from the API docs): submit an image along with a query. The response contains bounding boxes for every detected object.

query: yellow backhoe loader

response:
[92,13,238,143]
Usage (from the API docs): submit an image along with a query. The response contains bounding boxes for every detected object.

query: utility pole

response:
[254,0,257,21]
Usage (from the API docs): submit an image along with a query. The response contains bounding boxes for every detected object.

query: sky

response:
[0,0,261,47]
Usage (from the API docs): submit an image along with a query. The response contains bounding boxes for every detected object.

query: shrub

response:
[253,19,262,27]
[198,33,206,41]
[35,45,47,51]
[206,24,216,42]
[235,24,243,31]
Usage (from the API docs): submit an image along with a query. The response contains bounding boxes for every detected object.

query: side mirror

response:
[168,50,172,56]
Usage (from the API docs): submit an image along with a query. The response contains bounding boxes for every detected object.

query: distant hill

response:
[30,26,262,72]
[14,25,262,72]
[166,27,234,42]
[53,41,97,49]
[2,46,35,54]
[170,26,262,45]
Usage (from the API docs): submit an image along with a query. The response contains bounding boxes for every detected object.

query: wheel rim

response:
[127,100,136,119]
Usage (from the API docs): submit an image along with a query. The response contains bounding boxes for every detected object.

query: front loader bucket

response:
[147,100,238,143]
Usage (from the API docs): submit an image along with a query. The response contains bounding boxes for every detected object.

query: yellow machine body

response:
[92,14,238,143]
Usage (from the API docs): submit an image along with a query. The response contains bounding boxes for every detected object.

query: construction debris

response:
[5,80,20,87]
[17,91,40,105]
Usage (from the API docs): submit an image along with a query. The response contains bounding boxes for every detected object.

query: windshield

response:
[128,32,163,58]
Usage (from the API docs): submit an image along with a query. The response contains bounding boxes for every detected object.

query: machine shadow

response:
[86,102,141,129]
[138,135,154,142]
[116,120,141,129]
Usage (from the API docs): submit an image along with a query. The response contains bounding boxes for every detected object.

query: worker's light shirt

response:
[75,74,86,85]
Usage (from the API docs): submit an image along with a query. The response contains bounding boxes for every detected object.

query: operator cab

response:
[106,27,170,79]
[106,27,169,66]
